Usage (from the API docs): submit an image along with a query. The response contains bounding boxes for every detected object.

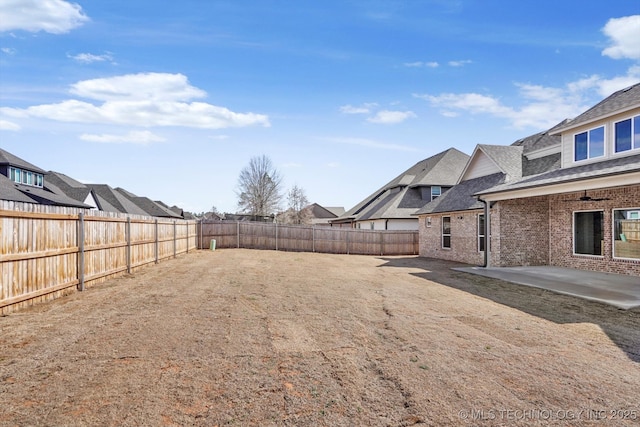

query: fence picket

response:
[198,220,418,256]
[0,202,198,314]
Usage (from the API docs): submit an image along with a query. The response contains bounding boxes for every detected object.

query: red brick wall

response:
[494,196,550,267]
[418,210,485,265]
[417,184,640,276]
[548,185,640,276]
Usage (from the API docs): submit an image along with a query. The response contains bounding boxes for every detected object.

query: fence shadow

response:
[376,256,640,363]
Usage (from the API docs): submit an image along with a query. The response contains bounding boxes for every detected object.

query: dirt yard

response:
[1,249,639,426]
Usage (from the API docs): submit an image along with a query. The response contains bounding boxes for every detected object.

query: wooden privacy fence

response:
[1,206,197,314]
[198,220,419,256]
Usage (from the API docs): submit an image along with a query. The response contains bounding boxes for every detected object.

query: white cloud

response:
[415,67,640,130]
[1,47,16,55]
[0,120,20,131]
[322,137,418,152]
[339,103,378,114]
[0,0,89,34]
[68,52,114,64]
[403,61,439,68]
[80,130,166,145]
[70,73,206,102]
[602,15,640,60]
[2,72,271,129]
[367,110,416,124]
[448,59,473,67]
[326,162,340,168]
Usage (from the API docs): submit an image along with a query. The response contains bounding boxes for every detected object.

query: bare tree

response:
[236,155,283,218]
[286,184,310,224]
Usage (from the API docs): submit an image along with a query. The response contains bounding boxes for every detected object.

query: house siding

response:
[548,185,640,276]
[494,196,550,267]
[560,108,640,169]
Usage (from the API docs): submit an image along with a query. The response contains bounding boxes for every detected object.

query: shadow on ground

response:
[377,256,640,363]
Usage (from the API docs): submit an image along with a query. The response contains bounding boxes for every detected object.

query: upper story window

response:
[574,126,604,161]
[614,114,640,153]
[431,186,441,201]
[9,166,43,188]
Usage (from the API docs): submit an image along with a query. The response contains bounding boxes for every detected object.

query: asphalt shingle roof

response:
[477,153,640,196]
[46,171,94,203]
[552,82,640,133]
[416,173,506,215]
[475,145,523,181]
[114,188,182,218]
[0,174,39,203]
[334,148,470,221]
[0,148,47,174]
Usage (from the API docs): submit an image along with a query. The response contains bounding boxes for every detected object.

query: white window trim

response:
[573,125,605,163]
[573,209,605,258]
[431,186,441,201]
[612,207,640,261]
[477,214,485,253]
[442,216,451,249]
[613,114,640,154]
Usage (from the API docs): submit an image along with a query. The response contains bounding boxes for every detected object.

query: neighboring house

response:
[0,149,90,208]
[331,148,470,230]
[305,203,345,226]
[0,149,186,218]
[417,82,640,276]
[45,171,101,209]
[114,188,183,219]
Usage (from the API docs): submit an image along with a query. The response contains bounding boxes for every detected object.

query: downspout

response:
[479,196,490,268]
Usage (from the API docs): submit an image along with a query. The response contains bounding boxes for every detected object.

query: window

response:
[613,208,640,260]
[614,115,640,153]
[442,216,451,249]
[370,222,375,230]
[9,167,20,183]
[478,214,485,252]
[431,186,441,201]
[7,167,43,187]
[425,217,432,227]
[574,126,604,161]
[574,211,604,256]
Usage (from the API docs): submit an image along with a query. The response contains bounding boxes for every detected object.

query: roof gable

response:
[460,145,523,182]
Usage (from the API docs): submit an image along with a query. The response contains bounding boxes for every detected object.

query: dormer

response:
[552,83,640,169]
[0,148,46,188]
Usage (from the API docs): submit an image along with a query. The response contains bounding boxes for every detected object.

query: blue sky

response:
[1,1,639,214]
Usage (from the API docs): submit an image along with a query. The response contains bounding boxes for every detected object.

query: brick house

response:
[417,82,640,276]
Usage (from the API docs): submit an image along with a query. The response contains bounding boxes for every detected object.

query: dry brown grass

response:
[1,249,639,426]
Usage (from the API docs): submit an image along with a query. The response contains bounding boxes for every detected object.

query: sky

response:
[1,1,639,214]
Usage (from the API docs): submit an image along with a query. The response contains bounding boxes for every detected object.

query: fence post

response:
[154,219,159,264]
[275,221,278,251]
[77,212,85,291]
[346,229,350,255]
[380,231,384,256]
[198,220,202,250]
[186,222,189,253]
[237,221,240,248]
[312,226,315,253]
[126,217,131,274]
[173,221,177,258]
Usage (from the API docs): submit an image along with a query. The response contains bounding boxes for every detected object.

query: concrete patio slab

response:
[453,266,640,310]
